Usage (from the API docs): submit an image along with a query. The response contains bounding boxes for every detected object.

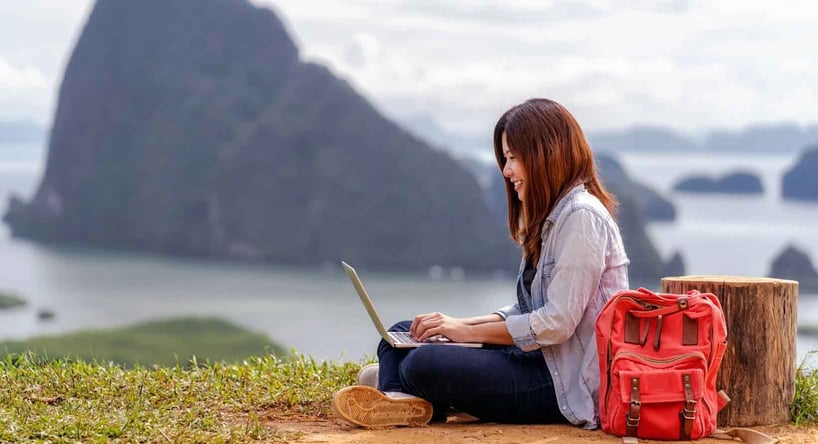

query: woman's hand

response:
[410,312,473,343]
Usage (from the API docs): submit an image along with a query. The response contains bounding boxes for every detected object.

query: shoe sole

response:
[332,386,433,428]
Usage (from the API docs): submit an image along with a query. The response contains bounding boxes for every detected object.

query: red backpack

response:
[596,288,728,440]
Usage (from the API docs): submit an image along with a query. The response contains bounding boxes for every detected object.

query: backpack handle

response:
[629,302,687,318]
[636,287,701,298]
[627,288,703,319]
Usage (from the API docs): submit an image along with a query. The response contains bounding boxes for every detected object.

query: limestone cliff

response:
[3,0,517,272]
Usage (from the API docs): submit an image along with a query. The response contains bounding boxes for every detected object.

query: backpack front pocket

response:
[606,352,709,440]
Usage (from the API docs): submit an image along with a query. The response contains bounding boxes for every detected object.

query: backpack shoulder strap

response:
[619,428,778,444]
[713,428,779,444]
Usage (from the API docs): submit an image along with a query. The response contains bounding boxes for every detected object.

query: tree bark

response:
[661,275,798,427]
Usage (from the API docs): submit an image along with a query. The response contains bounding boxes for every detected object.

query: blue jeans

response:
[377,321,567,424]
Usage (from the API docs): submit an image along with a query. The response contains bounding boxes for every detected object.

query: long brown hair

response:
[493,98,617,265]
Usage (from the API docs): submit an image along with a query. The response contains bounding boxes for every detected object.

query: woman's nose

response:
[503,163,512,177]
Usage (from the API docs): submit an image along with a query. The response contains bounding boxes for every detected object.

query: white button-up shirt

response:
[495,184,630,429]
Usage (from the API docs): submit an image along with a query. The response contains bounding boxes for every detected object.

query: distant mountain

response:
[673,171,763,194]
[590,126,697,153]
[782,146,818,202]
[3,0,517,273]
[395,112,490,160]
[398,120,818,157]
[590,123,818,153]
[0,120,46,145]
[704,124,818,153]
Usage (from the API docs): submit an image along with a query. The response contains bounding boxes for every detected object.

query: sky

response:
[2,0,818,139]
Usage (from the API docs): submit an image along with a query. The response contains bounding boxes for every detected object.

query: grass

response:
[0,317,287,367]
[0,349,814,441]
[0,352,364,442]
[0,292,26,309]
[793,352,818,424]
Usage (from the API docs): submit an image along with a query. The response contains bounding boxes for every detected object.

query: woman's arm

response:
[409,312,513,344]
[461,314,504,325]
[504,208,609,351]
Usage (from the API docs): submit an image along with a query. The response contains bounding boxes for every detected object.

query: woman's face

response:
[501,132,527,202]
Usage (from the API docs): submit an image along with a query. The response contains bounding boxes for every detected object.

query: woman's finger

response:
[410,313,430,337]
[414,319,432,338]
[417,326,441,342]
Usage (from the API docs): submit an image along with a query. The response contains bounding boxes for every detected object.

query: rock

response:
[2,0,517,273]
[663,252,685,277]
[37,309,56,321]
[616,194,684,283]
[769,245,818,293]
[673,171,763,194]
[595,154,676,222]
[782,146,818,202]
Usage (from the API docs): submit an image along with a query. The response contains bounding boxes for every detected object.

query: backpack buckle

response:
[627,411,641,426]
[627,399,641,425]
[683,399,697,420]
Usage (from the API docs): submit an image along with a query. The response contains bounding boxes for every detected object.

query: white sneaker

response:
[332,385,433,428]
[356,363,379,388]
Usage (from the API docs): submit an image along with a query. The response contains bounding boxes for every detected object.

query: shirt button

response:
[554,372,559,376]
[562,406,568,410]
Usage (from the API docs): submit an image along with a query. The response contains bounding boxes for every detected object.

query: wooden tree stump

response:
[661,275,798,427]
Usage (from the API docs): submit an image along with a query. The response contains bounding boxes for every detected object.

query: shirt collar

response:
[545,183,586,225]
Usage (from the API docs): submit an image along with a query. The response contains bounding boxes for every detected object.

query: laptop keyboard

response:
[390,331,419,344]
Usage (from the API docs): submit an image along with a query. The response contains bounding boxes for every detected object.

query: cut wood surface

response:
[661,275,798,427]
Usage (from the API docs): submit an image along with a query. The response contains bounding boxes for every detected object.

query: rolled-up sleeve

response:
[493,302,521,320]
[505,208,609,351]
[506,311,539,350]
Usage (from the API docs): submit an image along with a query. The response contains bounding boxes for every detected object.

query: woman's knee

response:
[399,346,446,389]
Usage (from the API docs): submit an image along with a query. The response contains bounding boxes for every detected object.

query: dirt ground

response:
[266,413,818,443]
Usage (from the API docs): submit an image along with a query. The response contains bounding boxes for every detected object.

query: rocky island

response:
[769,245,818,294]
[672,171,763,194]
[3,0,517,273]
[3,0,687,283]
[782,146,818,202]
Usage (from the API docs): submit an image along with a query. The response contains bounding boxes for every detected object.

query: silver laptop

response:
[342,261,482,348]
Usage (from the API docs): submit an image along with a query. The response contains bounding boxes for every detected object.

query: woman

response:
[332,98,629,428]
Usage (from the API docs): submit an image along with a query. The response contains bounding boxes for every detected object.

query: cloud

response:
[0,0,93,123]
[0,57,50,122]
[373,0,692,25]
[0,57,48,91]
[3,0,817,135]
[260,0,818,138]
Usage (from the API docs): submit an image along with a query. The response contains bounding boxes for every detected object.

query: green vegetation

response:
[793,353,818,424]
[0,349,813,441]
[0,292,26,309]
[0,352,363,442]
[0,317,286,367]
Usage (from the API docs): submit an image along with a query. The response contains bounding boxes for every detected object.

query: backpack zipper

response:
[612,350,706,367]
[604,296,661,408]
